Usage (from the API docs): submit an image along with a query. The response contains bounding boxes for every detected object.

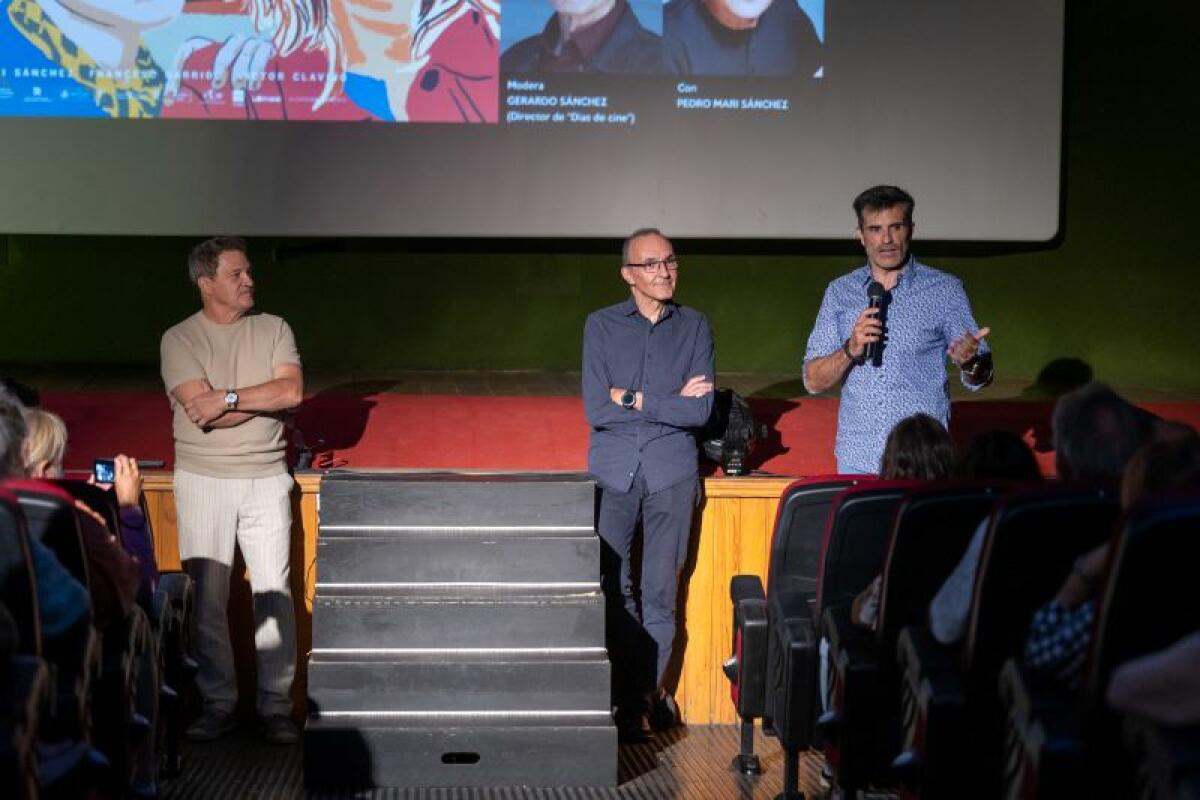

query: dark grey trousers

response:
[597,471,698,706]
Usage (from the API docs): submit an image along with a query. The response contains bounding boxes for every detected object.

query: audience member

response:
[956,429,1043,481]
[928,383,1154,646]
[22,408,158,599]
[1024,428,1200,687]
[20,404,164,794]
[1106,630,1200,725]
[850,413,953,629]
[1,377,39,408]
[0,390,90,641]
[927,430,1043,643]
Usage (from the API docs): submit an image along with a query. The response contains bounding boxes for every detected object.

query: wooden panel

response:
[140,472,791,723]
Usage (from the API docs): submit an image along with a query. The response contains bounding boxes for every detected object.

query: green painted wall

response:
[1,3,1196,389]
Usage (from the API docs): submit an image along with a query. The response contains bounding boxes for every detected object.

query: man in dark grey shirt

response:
[582,227,715,737]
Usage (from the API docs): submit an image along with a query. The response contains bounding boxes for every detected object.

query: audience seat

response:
[722,475,871,779]
[894,486,1119,799]
[1122,715,1200,800]
[823,483,1007,795]
[0,491,49,799]
[5,478,152,791]
[1002,494,1200,798]
[769,479,915,798]
[4,479,99,744]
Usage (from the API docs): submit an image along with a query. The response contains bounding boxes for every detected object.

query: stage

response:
[22,368,1200,479]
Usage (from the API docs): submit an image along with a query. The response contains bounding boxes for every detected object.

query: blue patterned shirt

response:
[803,258,989,474]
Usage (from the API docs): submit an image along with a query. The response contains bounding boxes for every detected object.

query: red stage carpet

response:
[43,391,1200,478]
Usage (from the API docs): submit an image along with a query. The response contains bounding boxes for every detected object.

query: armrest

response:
[894,626,968,793]
[767,589,819,751]
[1,654,50,733]
[821,605,885,774]
[896,625,958,687]
[999,658,1084,800]
[726,575,768,717]
[41,618,98,741]
[823,604,874,659]
[1123,716,1200,797]
[731,574,765,605]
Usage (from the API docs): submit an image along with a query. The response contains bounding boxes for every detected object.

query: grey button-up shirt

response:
[583,297,716,494]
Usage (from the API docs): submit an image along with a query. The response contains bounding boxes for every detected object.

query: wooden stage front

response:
[141,471,793,726]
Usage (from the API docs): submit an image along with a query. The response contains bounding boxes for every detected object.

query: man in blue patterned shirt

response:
[803,185,994,474]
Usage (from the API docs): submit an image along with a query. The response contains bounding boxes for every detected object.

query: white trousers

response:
[173,469,296,717]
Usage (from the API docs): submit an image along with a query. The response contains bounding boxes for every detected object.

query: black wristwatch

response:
[620,390,636,409]
[842,338,863,365]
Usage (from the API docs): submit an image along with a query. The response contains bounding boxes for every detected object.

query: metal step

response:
[319,473,595,531]
[304,715,617,788]
[311,587,605,650]
[307,651,611,714]
[316,533,600,586]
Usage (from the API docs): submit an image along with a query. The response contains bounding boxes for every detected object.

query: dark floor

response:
[159,725,850,800]
[6,365,1197,402]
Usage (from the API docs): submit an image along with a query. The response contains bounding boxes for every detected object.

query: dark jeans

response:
[597,471,698,712]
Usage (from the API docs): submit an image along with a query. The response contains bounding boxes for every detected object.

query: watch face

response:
[225,391,238,406]
[621,391,635,408]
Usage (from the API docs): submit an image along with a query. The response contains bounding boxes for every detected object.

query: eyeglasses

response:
[624,255,679,273]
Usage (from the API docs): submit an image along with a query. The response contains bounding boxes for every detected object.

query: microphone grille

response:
[867,281,885,301]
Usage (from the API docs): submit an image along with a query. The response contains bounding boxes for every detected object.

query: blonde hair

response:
[22,408,67,478]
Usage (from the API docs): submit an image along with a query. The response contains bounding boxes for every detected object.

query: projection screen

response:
[0,0,1064,239]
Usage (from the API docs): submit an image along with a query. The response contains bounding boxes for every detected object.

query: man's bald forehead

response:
[623,228,672,264]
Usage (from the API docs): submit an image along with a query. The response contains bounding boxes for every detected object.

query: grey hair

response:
[187,237,247,285]
[0,389,28,478]
[1051,381,1155,482]
[622,227,671,266]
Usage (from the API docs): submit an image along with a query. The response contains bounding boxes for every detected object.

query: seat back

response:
[766,475,873,601]
[2,479,91,588]
[876,483,1007,659]
[1084,494,1200,709]
[0,489,41,655]
[54,480,121,542]
[815,480,922,621]
[965,486,1119,692]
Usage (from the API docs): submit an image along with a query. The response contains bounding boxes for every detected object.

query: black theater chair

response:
[723,475,872,779]
[0,491,50,800]
[53,478,197,736]
[1002,494,1200,799]
[1122,715,1200,800]
[822,483,1007,796]
[0,485,100,797]
[893,486,1119,799]
[766,479,916,799]
[3,479,100,745]
[5,478,154,794]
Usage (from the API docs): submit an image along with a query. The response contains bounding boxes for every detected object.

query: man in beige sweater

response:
[160,236,304,744]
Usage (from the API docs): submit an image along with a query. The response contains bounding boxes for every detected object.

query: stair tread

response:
[313,584,601,601]
[306,712,614,729]
[309,649,608,665]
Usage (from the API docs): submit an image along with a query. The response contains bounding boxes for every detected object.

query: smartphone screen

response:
[93,458,115,484]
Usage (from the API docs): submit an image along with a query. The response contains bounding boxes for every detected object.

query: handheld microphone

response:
[864,281,885,362]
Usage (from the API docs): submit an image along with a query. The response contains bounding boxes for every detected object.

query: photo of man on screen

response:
[501,0,661,74]
[663,0,820,77]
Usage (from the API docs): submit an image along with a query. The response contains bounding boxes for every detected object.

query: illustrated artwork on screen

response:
[0,0,500,121]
